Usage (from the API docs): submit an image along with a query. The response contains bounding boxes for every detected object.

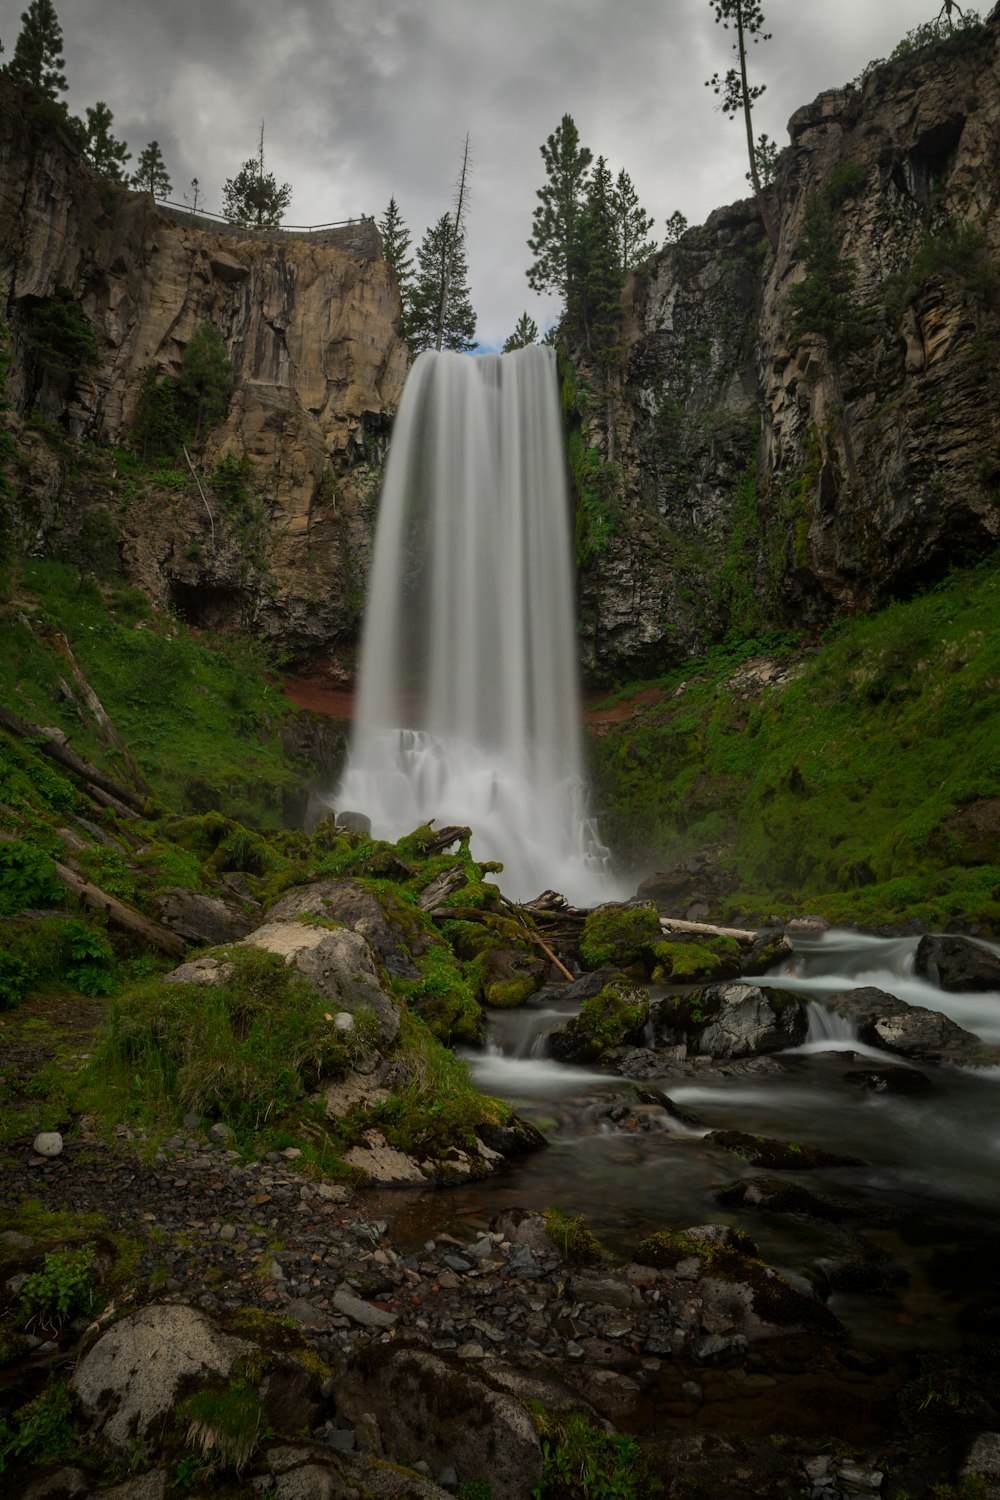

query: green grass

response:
[0,558,299,827]
[591,556,1000,929]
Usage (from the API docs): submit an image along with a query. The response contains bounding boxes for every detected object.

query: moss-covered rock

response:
[706,1129,865,1170]
[579,902,661,971]
[547,977,649,1062]
[651,935,742,982]
[544,1207,607,1265]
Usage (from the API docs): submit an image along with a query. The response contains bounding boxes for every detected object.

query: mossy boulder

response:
[471,944,545,1009]
[651,935,742,983]
[579,902,662,971]
[648,983,807,1058]
[544,1207,607,1265]
[706,1129,865,1170]
[547,977,649,1062]
[634,1223,841,1335]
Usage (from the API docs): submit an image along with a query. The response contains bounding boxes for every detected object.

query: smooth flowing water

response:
[335,346,614,905]
[382,930,1000,1348]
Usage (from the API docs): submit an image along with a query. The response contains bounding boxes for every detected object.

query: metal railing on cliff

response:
[150,195,378,246]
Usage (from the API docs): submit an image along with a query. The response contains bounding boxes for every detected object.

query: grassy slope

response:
[590,557,1000,931]
[1,559,301,827]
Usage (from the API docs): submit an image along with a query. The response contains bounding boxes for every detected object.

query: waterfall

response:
[334,345,615,904]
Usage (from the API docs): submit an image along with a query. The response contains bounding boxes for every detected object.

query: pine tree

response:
[177,323,232,443]
[611,169,656,274]
[663,210,689,244]
[573,156,623,369]
[705,0,777,249]
[526,114,593,313]
[222,122,291,229]
[502,312,539,352]
[378,197,414,331]
[83,102,130,182]
[132,141,172,198]
[408,214,477,354]
[6,0,66,99]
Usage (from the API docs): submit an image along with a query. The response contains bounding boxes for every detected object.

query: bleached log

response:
[658,916,759,945]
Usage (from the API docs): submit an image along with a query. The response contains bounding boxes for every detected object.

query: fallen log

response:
[0,831,186,957]
[52,631,153,795]
[658,915,759,945]
[0,705,146,812]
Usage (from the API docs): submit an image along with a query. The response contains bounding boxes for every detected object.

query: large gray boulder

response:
[334,1349,543,1500]
[914,935,1000,992]
[650,983,806,1059]
[824,985,989,1062]
[267,878,426,978]
[241,921,400,1045]
[71,1304,251,1455]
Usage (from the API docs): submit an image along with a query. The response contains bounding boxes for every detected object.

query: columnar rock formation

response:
[0,76,408,661]
[580,11,1000,678]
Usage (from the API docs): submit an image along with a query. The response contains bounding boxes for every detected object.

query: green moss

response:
[544,1207,607,1266]
[652,938,739,983]
[482,974,537,1008]
[552,978,649,1062]
[579,903,661,970]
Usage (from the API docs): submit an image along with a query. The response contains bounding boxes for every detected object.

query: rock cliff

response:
[581,8,1000,679]
[0,75,407,663]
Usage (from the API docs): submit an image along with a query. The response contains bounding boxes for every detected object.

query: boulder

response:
[240,921,400,1045]
[71,1304,251,1454]
[334,1348,543,1500]
[267,878,426,977]
[914,935,1000,992]
[152,886,257,945]
[824,985,988,1062]
[706,1130,864,1170]
[649,984,807,1059]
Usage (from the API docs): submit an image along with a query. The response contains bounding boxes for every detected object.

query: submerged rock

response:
[715,1174,873,1221]
[706,1130,865,1171]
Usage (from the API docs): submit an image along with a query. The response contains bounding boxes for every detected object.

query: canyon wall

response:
[0,76,408,665]
[580,10,1000,679]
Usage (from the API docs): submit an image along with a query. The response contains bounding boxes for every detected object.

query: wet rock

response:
[961,1432,1000,1494]
[547,978,649,1062]
[649,984,807,1059]
[742,931,794,976]
[842,1065,931,1094]
[343,1129,427,1185]
[331,1289,398,1329]
[715,1174,870,1221]
[914,934,1000,992]
[539,968,620,1003]
[474,1117,547,1158]
[706,1129,865,1170]
[823,986,988,1063]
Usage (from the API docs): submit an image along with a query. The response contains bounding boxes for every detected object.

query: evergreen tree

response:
[502,312,539,352]
[83,102,130,182]
[526,114,593,312]
[663,210,689,244]
[132,140,172,198]
[750,132,779,186]
[705,0,777,249]
[787,195,868,354]
[611,169,656,274]
[177,323,232,443]
[222,123,291,228]
[6,0,66,99]
[573,156,623,368]
[378,197,414,330]
[408,214,477,354]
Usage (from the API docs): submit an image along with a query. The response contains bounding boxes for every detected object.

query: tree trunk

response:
[0,705,146,812]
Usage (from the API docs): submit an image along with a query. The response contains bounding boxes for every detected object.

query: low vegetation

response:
[590,554,1000,931]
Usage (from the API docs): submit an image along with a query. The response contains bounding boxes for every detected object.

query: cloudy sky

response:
[1,0,967,348]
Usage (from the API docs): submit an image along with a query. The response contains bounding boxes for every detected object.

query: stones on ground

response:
[914,934,1000,992]
[32,1131,63,1157]
[334,1348,543,1500]
[331,1288,398,1329]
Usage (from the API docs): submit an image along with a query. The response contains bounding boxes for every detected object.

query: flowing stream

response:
[334,345,615,905]
[382,930,1000,1350]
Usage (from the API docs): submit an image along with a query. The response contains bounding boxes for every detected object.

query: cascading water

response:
[335,345,615,904]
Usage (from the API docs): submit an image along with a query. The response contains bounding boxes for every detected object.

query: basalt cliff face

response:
[580,10,1000,680]
[0,76,407,664]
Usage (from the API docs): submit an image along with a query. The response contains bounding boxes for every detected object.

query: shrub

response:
[0,841,62,916]
[18,1245,97,1332]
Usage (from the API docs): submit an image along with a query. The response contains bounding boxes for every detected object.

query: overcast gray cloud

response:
[1,0,958,347]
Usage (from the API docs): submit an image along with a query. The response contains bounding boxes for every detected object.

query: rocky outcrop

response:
[581,10,1000,678]
[0,76,407,664]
